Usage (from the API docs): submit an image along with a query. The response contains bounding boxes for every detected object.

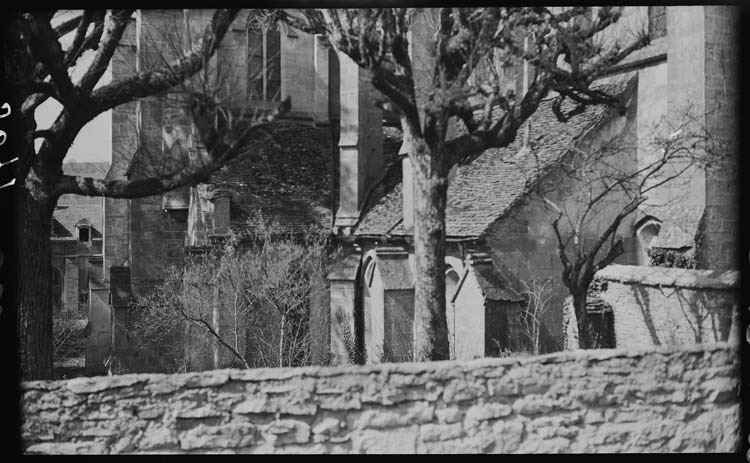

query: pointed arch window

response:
[635,218,662,264]
[248,23,281,102]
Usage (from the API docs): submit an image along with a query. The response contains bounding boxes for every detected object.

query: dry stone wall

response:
[22,343,740,454]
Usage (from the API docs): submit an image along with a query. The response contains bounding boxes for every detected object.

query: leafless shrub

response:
[517,277,556,356]
[127,216,334,372]
[52,307,88,362]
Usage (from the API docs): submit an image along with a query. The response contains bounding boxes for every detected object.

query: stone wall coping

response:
[22,341,734,393]
[595,264,739,290]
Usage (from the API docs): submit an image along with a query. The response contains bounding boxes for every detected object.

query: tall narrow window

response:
[266,25,281,101]
[248,28,264,100]
[248,24,281,102]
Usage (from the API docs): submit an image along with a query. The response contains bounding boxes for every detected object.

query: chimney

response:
[334,51,383,233]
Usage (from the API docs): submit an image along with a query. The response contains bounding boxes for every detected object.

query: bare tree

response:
[518,277,556,356]
[538,108,725,348]
[273,7,650,360]
[125,218,332,372]
[6,9,291,379]
[52,306,87,364]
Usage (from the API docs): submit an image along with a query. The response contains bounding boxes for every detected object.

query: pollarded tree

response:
[274,7,650,361]
[5,9,290,380]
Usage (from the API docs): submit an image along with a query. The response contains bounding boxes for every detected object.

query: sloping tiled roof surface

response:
[472,261,525,302]
[356,77,633,238]
[209,120,334,235]
[52,162,109,238]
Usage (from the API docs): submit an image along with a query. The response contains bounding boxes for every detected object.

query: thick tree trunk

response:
[411,143,450,361]
[17,187,55,380]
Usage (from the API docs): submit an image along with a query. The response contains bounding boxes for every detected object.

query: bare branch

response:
[25,12,79,108]
[53,97,290,198]
[54,13,84,38]
[77,10,135,92]
[88,9,240,114]
[63,10,106,68]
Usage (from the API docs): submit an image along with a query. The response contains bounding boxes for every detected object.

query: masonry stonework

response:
[594,264,739,349]
[699,5,739,271]
[22,343,739,454]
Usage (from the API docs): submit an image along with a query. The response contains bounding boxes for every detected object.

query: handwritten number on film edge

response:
[0,102,15,190]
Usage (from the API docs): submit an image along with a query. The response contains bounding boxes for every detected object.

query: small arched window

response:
[445,267,460,305]
[636,218,662,264]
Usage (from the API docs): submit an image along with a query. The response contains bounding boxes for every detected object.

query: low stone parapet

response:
[21,342,740,454]
[594,265,739,348]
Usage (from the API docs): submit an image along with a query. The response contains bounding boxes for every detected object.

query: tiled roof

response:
[472,261,525,302]
[356,76,635,238]
[209,119,334,236]
[53,162,109,238]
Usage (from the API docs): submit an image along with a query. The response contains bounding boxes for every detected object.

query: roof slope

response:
[209,119,334,235]
[472,261,525,302]
[356,77,634,238]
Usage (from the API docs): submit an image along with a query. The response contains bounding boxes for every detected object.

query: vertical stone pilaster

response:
[106,16,137,284]
[313,34,330,124]
[666,6,738,270]
[86,288,113,376]
[327,253,362,365]
[663,6,707,252]
[700,6,739,270]
[334,53,383,232]
[128,10,190,295]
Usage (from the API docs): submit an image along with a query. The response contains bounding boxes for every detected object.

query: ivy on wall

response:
[647,247,697,269]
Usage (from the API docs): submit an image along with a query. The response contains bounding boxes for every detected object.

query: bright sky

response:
[34,11,113,164]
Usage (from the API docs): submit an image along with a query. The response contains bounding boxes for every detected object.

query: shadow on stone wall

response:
[594,265,738,349]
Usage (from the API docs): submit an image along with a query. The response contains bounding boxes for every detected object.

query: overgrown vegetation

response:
[123,218,334,373]
[647,247,697,269]
[52,307,88,364]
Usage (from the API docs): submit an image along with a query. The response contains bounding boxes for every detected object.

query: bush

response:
[125,217,335,373]
[647,247,697,269]
[53,308,88,363]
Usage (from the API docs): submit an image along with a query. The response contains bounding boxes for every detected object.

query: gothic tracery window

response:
[248,24,281,102]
